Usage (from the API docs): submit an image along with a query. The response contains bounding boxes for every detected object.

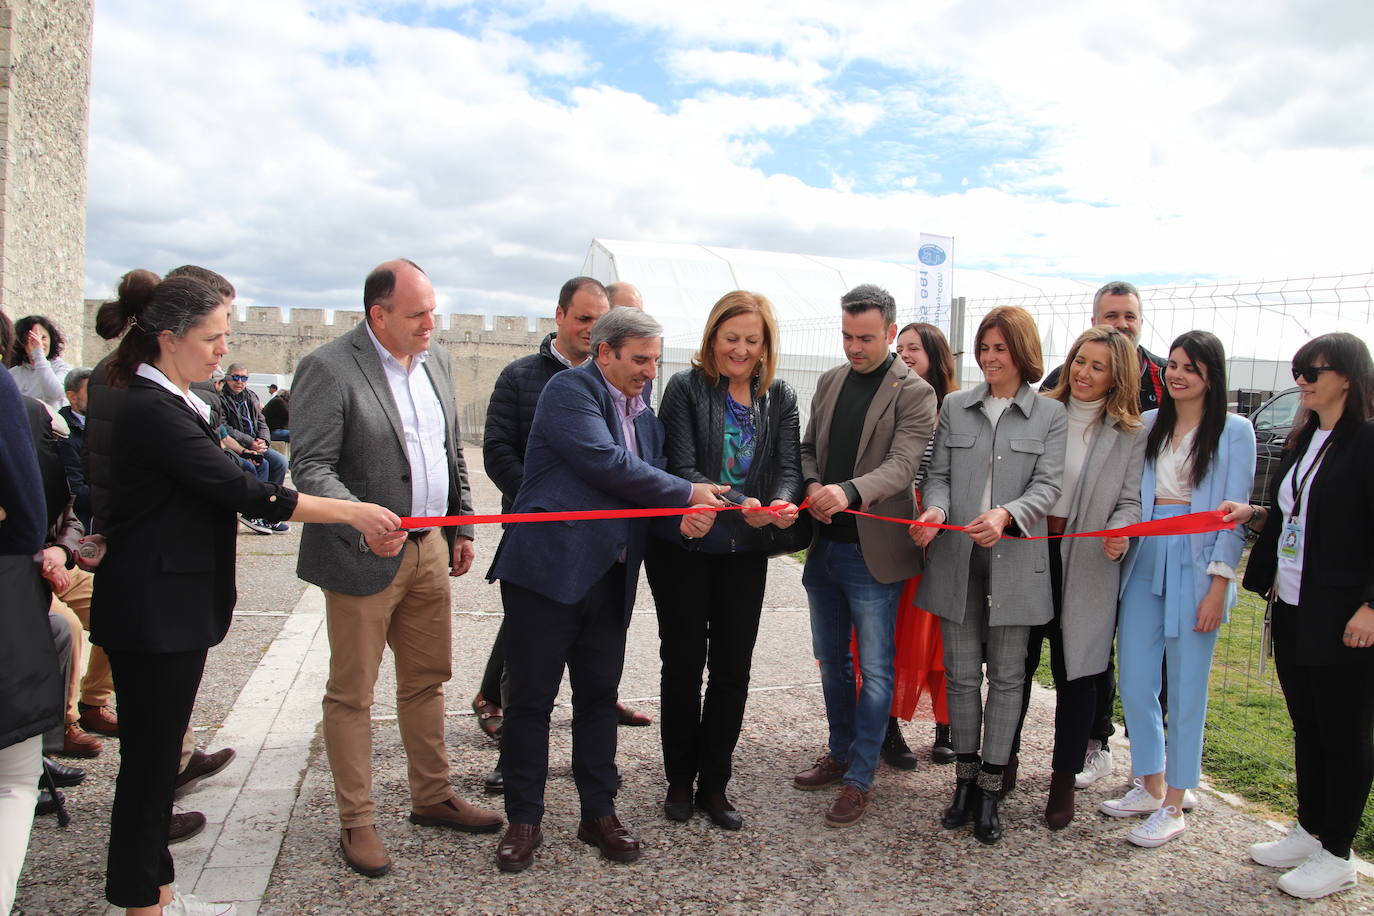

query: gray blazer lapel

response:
[1066,413,1120,528]
[350,326,406,450]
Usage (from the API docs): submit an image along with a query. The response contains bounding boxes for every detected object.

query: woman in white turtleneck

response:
[1009,326,1147,829]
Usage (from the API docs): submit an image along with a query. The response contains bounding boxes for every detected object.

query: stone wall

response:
[82,301,555,437]
[0,0,92,359]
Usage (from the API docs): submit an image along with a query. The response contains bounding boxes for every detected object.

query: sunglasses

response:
[228,374,249,382]
[1291,366,1337,384]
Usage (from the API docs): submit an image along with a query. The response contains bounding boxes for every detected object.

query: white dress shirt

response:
[364,323,450,524]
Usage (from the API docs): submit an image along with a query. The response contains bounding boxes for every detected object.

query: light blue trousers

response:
[1116,505,1220,790]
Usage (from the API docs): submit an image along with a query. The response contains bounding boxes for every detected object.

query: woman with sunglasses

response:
[1221,333,1374,899]
[1101,330,1254,848]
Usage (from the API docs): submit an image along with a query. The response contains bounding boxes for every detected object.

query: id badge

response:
[1279,520,1303,560]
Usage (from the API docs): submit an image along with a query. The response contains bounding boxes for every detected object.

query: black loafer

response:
[484,764,504,794]
[42,757,86,788]
[694,791,742,831]
[663,785,692,822]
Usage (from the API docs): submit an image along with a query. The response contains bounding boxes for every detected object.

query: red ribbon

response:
[401,504,1234,540]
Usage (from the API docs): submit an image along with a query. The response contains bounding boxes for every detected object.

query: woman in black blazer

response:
[1222,332,1374,901]
[645,290,803,831]
[90,270,399,916]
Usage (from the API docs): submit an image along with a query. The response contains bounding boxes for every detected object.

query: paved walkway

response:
[15,449,1374,915]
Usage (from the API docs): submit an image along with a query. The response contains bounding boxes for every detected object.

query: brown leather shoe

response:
[340,825,391,877]
[793,754,846,790]
[167,811,207,845]
[496,823,543,873]
[615,702,652,727]
[409,796,503,833]
[174,747,237,798]
[576,814,642,863]
[59,723,101,758]
[77,703,119,738]
[825,784,871,828]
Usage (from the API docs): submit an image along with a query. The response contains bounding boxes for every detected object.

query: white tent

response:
[581,238,1095,349]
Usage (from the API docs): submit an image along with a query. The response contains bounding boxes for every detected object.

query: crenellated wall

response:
[81,301,555,437]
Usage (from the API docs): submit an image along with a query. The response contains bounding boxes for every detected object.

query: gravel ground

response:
[14,448,1373,914]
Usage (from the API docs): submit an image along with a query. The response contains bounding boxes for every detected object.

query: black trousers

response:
[105,647,207,909]
[479,623,505,703]
[1273,600,1374,857]
[1011,539,1098,773]
[644,539,768,793]
[499,566,627,825]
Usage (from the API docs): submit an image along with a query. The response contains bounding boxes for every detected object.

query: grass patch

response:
[1031,547,1373,855]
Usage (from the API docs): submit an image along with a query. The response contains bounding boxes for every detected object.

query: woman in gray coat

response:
[1010,326,1146,828]
[912,306,1067,844]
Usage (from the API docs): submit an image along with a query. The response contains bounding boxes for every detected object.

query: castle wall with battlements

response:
[82,301,555,436]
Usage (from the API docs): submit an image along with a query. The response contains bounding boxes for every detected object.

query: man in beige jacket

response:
[792,284,936,828]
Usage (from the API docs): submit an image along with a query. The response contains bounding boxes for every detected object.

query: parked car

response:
[1249,386,1302,506]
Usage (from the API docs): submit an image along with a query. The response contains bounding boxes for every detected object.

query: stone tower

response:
[0,0,93,359]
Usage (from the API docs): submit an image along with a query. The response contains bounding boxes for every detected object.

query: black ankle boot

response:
[1000,753,1019,799]
[973,771,1004,845]
[882,718,918,770]
[931,724,956,765]
[941,760,980,829]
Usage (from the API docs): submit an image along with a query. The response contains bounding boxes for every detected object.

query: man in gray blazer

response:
[794,284,936,828]
[292,259,501,878]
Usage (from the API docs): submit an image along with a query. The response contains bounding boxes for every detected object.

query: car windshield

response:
[1253,389,1300,431]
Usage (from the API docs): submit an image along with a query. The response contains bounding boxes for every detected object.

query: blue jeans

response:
[260,445,286,485]
[802,537,902,792]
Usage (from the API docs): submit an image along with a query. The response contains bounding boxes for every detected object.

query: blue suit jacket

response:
[487,361,691,622]
[1121,410,1256,617]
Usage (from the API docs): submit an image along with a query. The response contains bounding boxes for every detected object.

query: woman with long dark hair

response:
[911,305,1067,845]
[1223,332,1374,899]
[646,290,804,830]
[1008,326,1145,828]
[90,270,400,916]
[1101,330,1254,847]
[9,315,73,410]
[879,323,959,767]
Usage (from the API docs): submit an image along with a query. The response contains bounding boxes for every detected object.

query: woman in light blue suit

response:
[1100,330,1255,847]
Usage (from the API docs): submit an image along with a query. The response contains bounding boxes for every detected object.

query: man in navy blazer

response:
[487,307,726,872]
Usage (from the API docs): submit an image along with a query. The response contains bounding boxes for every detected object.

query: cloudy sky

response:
[84,0,1373,319]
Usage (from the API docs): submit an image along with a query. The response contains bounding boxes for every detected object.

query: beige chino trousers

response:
[321,529,454,828]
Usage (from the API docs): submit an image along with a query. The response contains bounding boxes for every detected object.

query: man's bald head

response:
[364,259,437,365]
[606,282,644,311]
[364,259,428,317]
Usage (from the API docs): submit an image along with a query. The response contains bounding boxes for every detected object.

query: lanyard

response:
[1290,432,1334,517]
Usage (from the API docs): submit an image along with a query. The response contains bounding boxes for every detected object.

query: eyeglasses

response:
[1291,366,1337,384]
[229,374,249,382]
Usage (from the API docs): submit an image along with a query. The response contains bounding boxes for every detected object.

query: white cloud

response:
[84,0,1374,335]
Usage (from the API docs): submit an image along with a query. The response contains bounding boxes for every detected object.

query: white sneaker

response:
[1251,822,1321,868]
[163,886,238,915]
[1098,778,1163,817]
[1075,743,1113,788]
[1181,788,1199,811]
[1277,847,1359,899]
[1128,805,1186,847]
